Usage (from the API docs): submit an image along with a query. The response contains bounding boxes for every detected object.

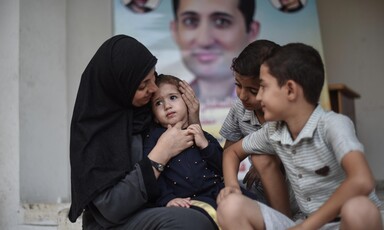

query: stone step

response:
[57,208,81,230]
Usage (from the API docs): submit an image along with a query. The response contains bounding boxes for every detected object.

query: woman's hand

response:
[179,80,200,125]
[157,121,194,159]
[166,197,192,208]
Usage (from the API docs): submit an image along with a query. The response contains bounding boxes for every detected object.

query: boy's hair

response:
[231,39,279,78]
[265,43,325,105]
[155,74,182,88]
[172,0,256,33]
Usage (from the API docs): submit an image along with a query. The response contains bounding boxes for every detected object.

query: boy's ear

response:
[286,80,298,101]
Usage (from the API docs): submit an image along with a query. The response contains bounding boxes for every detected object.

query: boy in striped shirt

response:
[216,43,382,230]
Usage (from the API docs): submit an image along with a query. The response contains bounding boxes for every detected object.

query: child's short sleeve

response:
[242,123,275,155]
[322,112,364,163]
[219,99,244,141]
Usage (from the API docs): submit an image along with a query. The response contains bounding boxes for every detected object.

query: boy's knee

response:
[341,196,374,216]
[251,155,279,174]
[217,193,244,223]
[341,196,381,228]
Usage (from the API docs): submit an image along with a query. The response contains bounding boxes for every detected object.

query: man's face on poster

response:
[171,0,258,82]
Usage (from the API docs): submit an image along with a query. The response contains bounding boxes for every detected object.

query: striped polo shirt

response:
[243,105,382,215]
[220,98,262,141]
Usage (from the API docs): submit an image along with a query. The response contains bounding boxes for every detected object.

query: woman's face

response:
[132,68,158,107]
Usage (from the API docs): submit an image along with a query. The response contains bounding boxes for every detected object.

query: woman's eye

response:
[170,95,178,100]
[137,84,146,91]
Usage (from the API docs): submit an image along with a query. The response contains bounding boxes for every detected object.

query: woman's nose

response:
[148,81,158,93]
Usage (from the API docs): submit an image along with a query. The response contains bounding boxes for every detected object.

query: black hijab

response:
[68,35,157,222]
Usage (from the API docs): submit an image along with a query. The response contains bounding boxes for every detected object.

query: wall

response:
[66,0,112,124]
[0,0,21,229]
[317,0,384,180]
[18,0,112,204]
[19,0,68,203]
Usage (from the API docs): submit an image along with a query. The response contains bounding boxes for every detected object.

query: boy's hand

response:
[166,197,192,208]
[179,80,200,125]
[216,186,242,205]
[187,124,208,149]
[288,224,306,230]
[242,165,261,190]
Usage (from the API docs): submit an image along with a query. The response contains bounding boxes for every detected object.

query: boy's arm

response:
[217,140,248,203]
[223,140,236,149]
[295,151,375,230]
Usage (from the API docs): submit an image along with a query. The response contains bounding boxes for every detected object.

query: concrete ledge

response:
[22,203,69,226]
[21,203,81,229]
[57,208,81,230]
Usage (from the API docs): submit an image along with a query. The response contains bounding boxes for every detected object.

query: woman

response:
[68,35,215,229]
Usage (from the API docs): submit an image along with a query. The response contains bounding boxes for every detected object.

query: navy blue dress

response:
[143,125,224,208]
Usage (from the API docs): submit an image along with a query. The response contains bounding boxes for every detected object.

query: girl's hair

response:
[156,74,182,88]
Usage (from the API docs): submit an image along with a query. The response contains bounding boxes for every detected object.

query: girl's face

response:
[234,73,262,111]
[132,68,158,107]
[151,83,189,128]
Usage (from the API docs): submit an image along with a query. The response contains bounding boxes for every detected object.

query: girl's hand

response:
[187,124,208,149]
[166,197,192,208]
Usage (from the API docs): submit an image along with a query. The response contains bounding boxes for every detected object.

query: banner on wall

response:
[114,0,330,179]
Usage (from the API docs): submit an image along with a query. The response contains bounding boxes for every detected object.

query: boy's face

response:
[257,64,289,121]
[234,73,262,111]
[151,83,189,128]
[171,0,258,81]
